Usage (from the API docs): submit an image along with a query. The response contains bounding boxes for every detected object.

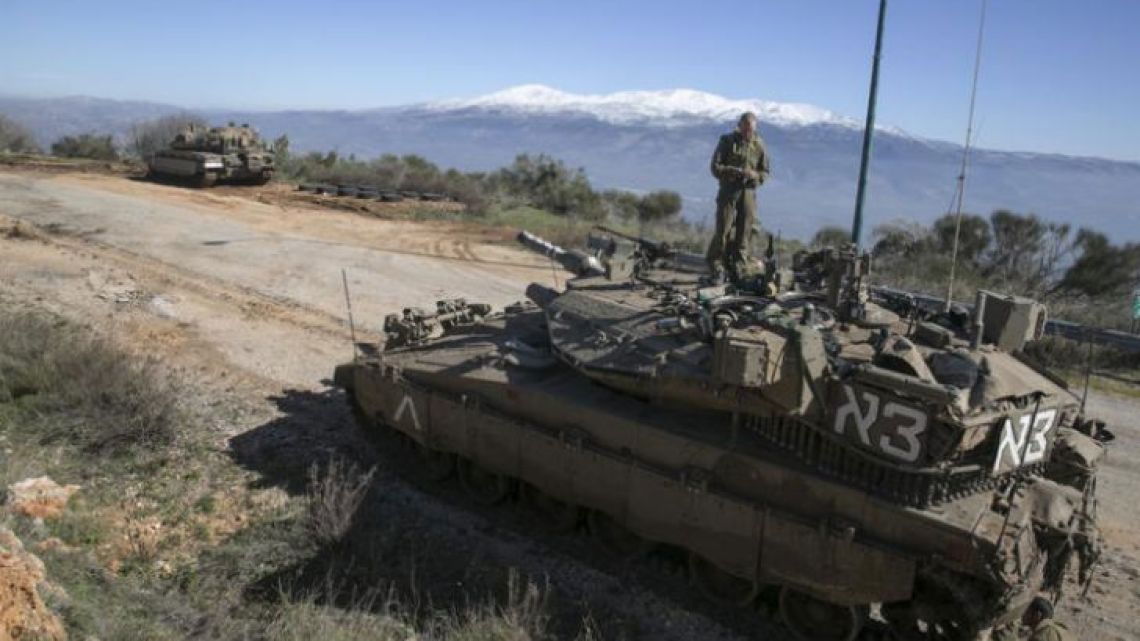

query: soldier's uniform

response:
[706,129,769,279]
[992,619,1074,641]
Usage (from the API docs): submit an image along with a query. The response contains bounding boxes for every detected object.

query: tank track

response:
[747,415,1046,508]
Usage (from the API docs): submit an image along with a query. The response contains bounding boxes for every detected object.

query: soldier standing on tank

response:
[706,112,770,284]
[992,597,1074,641]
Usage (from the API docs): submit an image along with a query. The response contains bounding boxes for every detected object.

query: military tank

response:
[147,122,275,187]
[335,228,1110,641]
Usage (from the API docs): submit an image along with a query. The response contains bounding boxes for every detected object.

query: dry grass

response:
[306,458,376,547]
[0,310,180,455]
[0,307,586,641]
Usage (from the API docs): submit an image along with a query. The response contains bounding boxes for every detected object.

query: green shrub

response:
[50,133,119,161]
[0,310,180,454]
[0,113,40,153]
[636,190,683,222]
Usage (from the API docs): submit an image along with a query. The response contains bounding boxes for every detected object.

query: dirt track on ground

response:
[1,169,1137,640]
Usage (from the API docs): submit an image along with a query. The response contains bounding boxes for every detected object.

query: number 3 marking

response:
[879,403,927,463]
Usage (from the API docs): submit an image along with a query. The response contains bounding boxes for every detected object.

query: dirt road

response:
[0,171,557,387]
[1,169,1136,640]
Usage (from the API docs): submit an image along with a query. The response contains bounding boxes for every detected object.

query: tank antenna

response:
[850,0,888,249]
[944,0,988,311]
[341,268,358,360]
[1080,329,1094,415]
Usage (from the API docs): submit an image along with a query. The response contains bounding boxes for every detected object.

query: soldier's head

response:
[737,112,758,140]
[738,113,756,140]
[1022,596,1054,628]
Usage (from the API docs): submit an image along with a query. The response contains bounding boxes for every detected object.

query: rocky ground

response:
[0,167,1136,640]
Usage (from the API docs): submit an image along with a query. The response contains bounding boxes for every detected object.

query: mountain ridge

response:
[2,89,1137,242]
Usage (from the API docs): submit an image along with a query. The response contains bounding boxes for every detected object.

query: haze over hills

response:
[2,86,1138,242]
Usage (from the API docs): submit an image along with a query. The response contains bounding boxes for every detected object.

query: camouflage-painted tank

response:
[147,122,274,187]
[335,228,1110,641]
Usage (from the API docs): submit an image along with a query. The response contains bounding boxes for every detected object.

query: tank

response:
[147,122,275,187]
[335,228,1110,641]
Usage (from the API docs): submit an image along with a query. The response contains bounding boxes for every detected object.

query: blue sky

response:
[2,0,1138,161]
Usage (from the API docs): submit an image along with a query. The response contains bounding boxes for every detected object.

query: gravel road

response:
[1,169,1136,641]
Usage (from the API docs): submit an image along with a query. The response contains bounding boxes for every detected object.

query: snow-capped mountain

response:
[430,84,861,129]
[2,88,1138,242]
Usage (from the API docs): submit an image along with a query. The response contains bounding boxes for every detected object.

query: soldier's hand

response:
[744,169,759,181]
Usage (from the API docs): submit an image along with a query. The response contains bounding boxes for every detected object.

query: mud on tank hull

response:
[336,309,1056,641]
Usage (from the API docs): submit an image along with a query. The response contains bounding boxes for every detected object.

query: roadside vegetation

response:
[270,136,697,243]
[0,114,41,154]
[860,210,1140,331]
[0,308,594,640]
[49,133,120,161]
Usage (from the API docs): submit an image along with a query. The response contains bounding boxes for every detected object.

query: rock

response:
[147,296,176,319]
[5,477,80,521]
[0,527,66,641]
[32,539,73,555]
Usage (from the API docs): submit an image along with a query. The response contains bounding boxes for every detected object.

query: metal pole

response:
[945,0,989,311]
[851,0,888,248]
[341,268,358,360]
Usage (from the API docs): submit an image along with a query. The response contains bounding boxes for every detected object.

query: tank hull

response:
[148,138,274,187]
[337,310,1047,634]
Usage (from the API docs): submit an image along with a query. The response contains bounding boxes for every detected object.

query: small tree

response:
[128,114,208,159]
[600,189,640,220]
[636,190,683,222]
[811,225,851,248]
[1051,230,1140,298]
[0,114,40,153]
[871,219,931,258]
[50,133,118,160]
[931,213,991,263]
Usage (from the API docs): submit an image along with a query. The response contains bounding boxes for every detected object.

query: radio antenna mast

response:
[341,268,359,360]
[944,0,989,311]
[850,0,888,249]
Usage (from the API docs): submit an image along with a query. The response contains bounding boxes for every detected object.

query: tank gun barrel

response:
[516,230,605,277]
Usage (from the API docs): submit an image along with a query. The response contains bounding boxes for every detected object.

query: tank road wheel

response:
[521,484,581,532]
[778,587,865,641]
[688,552,759,606]
[457,459,512,505]
[415,443,455,482]
[587,510,653,558]
[196,172,218,188]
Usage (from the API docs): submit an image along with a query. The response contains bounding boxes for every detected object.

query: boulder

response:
[5,478,80,521]
[0,527,66,641]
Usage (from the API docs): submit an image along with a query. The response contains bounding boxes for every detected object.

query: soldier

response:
[706,111,770,284]
[993,597,1074,641]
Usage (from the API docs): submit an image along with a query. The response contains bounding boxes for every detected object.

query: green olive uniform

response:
[706,130,770,278]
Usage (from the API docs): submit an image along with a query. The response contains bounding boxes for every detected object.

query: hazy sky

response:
[3,0,1138,161]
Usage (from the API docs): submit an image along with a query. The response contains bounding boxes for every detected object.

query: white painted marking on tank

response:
[394,393,423,432]
[993,409,1056,474]
[834,385,878,446]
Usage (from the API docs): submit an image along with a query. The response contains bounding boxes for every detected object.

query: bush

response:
[0,113,40,153]
[0,310,180,454]
[305,458,376,547]
[50,133,118,161]
[636,190,683,222]
[128,113,208,159]
[811,225,851,248]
